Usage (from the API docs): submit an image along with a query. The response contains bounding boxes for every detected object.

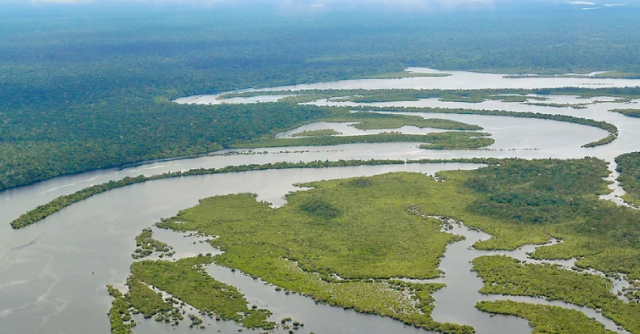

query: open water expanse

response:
[2,69,640,334]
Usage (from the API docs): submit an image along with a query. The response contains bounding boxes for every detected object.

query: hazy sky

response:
[0,0,496,10]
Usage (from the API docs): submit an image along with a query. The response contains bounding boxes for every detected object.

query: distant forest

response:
[2,2,640,191]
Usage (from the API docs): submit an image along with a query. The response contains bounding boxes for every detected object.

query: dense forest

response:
[3,2,640,191]
[616,152,640,206]
[0,102,339,191]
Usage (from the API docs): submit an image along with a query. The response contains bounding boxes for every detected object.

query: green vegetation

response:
[233,132,494,150]
[615,152,640,206]
[126,276,176,319]
[106,276,186,332]
[155,173,479,333]
[4,4,640,194]
[291,129,342,137]
[365,71,452,79]
[323,112,483,131]
[460,158,640,276]
[106,285,134,334]
[464,157,611,224]
[10,158,501,229]
[582,134,618,148]
[225,90,619,148]
[612,109,640,118]
[224,87,640,104]
[0,102,344,193]
[107,257,276,331]
[132,228,174,259]
[357,106,618,148]
[524,102,588,109]
[131,257,275,329]
[473,255,640,333]
[10,159,404,229]
[19,156,640,281]
[476,300,616,334]
[107,157,640,333]
[158,182,464,280]
[593,71,640,79]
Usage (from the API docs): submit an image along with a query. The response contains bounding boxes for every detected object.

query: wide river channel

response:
[2,68,640,334]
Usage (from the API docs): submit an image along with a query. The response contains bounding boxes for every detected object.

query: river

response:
[2,68,640,334]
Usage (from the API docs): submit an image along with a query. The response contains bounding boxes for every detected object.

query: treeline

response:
[612,109,640,118]
[356,106,618,148]
[0,103,341,192]
[4,6,640,195]
[10,158,498,229]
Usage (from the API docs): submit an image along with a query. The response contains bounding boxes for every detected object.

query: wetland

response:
[4,68,640,334]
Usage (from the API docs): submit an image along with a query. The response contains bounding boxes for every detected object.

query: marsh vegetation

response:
[123,158,640,334]
[476,300,617,334]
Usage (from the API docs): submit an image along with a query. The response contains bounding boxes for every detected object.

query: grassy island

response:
[103,157,640,333]
[154,173,484,333]
[473,255,640,333]
[322,112,483,131]
[142,158,640,332]
[232,131,493,150]
[107,257,275,333]
[132,228,174,259]
[476,300,616,334]
[291,129,343,137]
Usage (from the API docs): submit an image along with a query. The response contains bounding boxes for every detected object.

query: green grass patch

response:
[476,300,616,334]
[113,157,640,333]
[132,228,174,259]
[106,285,135,334]
[131,257,275,330]
[155,173,481,333]
[473,255,640,333]
[157,180,464,280]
